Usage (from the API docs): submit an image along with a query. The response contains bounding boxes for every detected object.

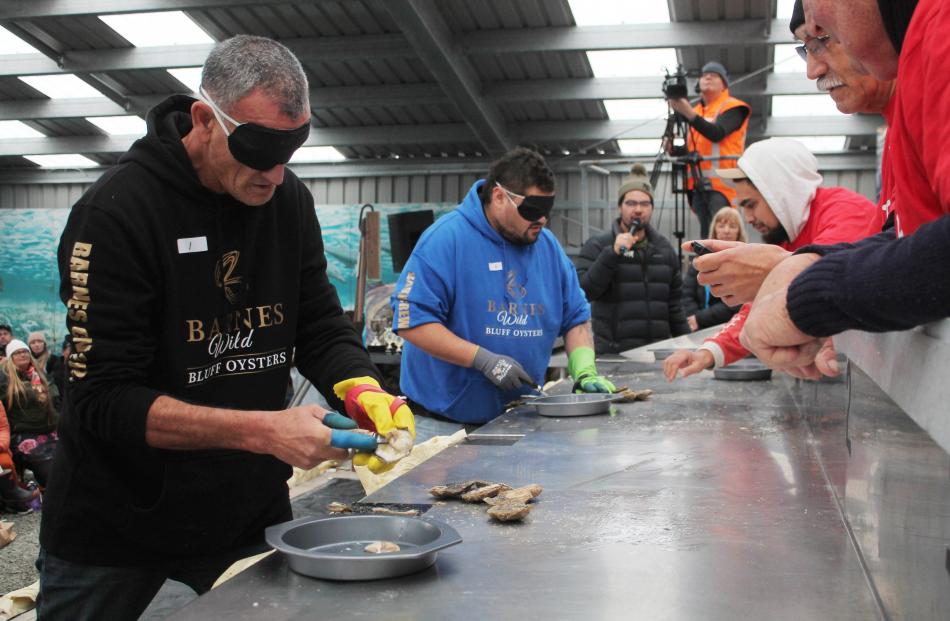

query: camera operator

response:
[665,61,750,238]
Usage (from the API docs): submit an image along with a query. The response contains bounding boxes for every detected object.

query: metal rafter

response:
[460,19,792,54]
[0,0,321,19]
[383,0,511,156]
[0,115,882,158]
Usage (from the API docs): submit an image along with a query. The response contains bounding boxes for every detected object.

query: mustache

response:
[816,74,844,92]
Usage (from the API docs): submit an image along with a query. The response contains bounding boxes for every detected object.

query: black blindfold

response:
[199,87,311,171]
[495,182,555,222]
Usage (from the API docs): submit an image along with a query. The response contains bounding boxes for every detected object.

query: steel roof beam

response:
[384,0,511,156]
[0,114,882,157]
[461,19,792,54]
[0,34,414,77]
[0,0,324,19]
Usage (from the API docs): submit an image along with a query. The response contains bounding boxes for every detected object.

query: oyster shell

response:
[364,540,401,554]
[460,482,511,503]
[483,484,543,506]
[428,480,490,498]
[487,502,532,522]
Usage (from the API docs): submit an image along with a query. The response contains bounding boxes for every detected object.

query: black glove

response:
[473,347,533,391]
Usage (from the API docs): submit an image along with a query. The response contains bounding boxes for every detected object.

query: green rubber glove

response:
[568,346,616,393]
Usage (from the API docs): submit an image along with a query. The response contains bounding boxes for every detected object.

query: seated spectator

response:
[681,206,746,331]
[28,331,64,406]
[0,401,39,513]
[0,339,59,488]
[0,323,12,362]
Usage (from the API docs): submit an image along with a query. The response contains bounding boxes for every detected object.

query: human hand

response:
[269,405,349,469]
[568,346,616,393]
[783,339,841,380]
[686,240,791,305]
[322,411,380,453]
[739,253,824,372]
[333,376,417,473]
[687,315,699,332]
[613,232,636,255]
[663,349,714,381]
[472,347,534,391]
[668,98,694,118]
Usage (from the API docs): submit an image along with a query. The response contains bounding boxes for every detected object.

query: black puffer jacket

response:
[681,262,742,329]
[576,220,690,354]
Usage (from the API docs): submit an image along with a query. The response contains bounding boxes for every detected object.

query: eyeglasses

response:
[795,34,832,61]
[623,200,653,208]
[495,182,555,222]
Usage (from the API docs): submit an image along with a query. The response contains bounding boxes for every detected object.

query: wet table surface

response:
[173,346,947,620]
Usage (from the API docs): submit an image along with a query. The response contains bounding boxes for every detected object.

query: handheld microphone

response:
[628,218,642,234]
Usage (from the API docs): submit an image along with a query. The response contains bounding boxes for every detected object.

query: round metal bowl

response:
[529,393,627,417]
[714,360,773,381]
[266,515,462,581]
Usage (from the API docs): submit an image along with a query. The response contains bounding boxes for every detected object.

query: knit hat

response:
[617,164,654,203]
[701,61,729,87]
[5,339,29,357]
[790,0,805,35]
[27,331,46,345]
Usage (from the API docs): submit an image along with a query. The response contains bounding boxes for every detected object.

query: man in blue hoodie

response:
[391,148,614,428]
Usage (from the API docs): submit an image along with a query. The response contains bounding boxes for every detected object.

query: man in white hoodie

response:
[663,138,876,380]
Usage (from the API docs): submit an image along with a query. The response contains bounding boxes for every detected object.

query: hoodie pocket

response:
[127,450,291,557]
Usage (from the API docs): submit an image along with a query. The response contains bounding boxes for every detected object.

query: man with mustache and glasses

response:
[38,36,414,620]
[576,165,690,355]
[790,0,896,235]
[738,0,950,378]
[392,148,613,430]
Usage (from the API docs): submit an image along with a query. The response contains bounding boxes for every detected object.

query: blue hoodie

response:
[391,179,591,424]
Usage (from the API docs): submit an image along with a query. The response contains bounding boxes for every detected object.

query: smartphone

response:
[691,241,713,256]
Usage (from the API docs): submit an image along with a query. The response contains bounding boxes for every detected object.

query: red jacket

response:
[890,0,950,237]
[702,187,877,367]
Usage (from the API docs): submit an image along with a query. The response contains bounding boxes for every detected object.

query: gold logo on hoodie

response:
[215,250,243,304]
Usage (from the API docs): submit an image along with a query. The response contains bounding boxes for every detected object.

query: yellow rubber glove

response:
[332,376,416,474]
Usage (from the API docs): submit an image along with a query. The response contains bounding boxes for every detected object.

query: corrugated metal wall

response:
[0,166,878,250]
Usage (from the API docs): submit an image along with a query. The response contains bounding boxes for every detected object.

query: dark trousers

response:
[689,189,731,239]
[36,541,269,621]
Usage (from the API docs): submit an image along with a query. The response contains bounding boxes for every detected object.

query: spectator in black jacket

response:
[577,165,690,354]
[682,206,746,331]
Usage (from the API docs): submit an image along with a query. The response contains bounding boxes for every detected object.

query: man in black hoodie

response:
[38,35,415,620]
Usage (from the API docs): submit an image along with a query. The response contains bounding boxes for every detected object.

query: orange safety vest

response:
[686,90,750,204]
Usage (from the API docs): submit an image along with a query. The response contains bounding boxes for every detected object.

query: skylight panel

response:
[569,0,669,25]
[773,44,802,73]
[289,147,346,164]
[98,11,213,47]
[0,25,38,54]
[776,0,796,19]
[604,98,668,120]
[588,49,679,78]
[785,135,847,152]
[24,154,100,168]
[0,121,44,139]
[19,75,105,99]
[617,139,662,155]
[167,67,202,94]
[772,94,842,117]
[86,115,147,136]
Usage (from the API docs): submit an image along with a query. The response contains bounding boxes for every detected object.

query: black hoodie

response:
[41,95,380,566]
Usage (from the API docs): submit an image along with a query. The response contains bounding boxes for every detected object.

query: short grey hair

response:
[201,35,310,119]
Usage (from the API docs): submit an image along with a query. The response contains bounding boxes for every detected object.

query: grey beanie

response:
[617,164,654,203]
[701,61,729,87]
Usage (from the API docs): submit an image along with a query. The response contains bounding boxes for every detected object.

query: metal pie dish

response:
[713,360,773,381]
[266,515,462,581]
[528,392,626,417]
[650,348,682,361]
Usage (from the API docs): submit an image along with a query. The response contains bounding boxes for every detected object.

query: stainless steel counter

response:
[172,346,950,620]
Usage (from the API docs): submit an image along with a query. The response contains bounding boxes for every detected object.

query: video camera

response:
[661,65,688,100]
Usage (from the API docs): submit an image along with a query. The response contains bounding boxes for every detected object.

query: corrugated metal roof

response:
[0,0,881,173]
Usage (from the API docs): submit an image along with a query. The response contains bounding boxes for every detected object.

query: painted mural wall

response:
[0,203,455,346]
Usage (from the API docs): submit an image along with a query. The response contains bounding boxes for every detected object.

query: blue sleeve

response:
[390,236,454,332]
[557,247,592,335]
